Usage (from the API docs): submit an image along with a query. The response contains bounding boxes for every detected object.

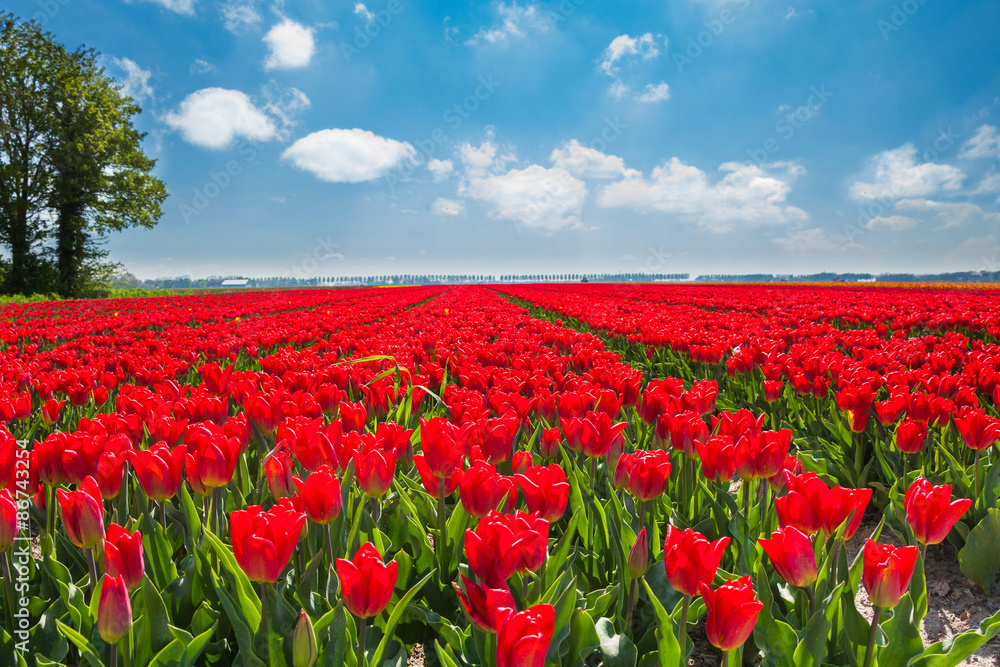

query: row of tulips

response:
[1,284,1000,667]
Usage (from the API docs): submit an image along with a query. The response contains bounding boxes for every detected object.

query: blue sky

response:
[11,0,1000,278]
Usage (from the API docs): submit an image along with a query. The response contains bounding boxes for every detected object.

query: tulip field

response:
[3,283,1000,667]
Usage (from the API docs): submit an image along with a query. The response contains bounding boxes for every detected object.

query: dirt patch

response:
[846,520,1000,666]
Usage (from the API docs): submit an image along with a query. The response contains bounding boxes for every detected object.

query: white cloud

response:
[466,3,551,46]
[785,7,815,19]
[865,215,917,231]
[771,228,839,252]
[598,160,808,232]
[189,59,216,75]
[132,0,196,15]
[636,82,670,103]
[282,129,417,183]
[432,198,464,215]
[261,84,311,129]
[972,169,1000,196]
[263,20,316,70]
[428,159,454,181]
[163,88,278,149]
[461,165,587,231]
[111,57,154,102]
[959,125,1000,160]
[354,3,375,22]
[599,33,660,77]
[458,130,516,176]
[894,199,1000,229]
[850,144,965,200]
[549,140,638,180]
[218,1,261,32]
[608,81,631,101]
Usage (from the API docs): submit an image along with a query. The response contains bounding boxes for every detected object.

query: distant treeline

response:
[130,273,691,288]
[113,270,1000,290]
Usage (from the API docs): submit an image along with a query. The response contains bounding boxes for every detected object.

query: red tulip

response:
[57,476,105,549]
[264,449,296,499]
[459,461,508,518]
[627,449,672,501]
[777,473,871,539]
[482,415,519,464]
[231,504,306,583]
[875,395,908,426]
[339,401,368,433]
[0,489,17,550]
[129,443,187,501]
[98,575,132,645]
[700,576,763,651]
[767,455,804,492]
[465,511,549,587]
[511,451,532,476]
[628,528,649,578]
[185,431,241,494]
[696,435,736,483]
[41,398,66,427]
[496,604,555,667]
[764,380,783,402]
[289,429,339,474]
[293,466,343,525]
[663,526,730,597]
[336,542,398,618]
[895,419,927,454]
[516,464,569,522]
[836,384,876,433]
[105,523,144,590]
[759,526,817,588]
[862,540,918,608]
[661,412,709,458]
[454,574,516,633]
[954,409,1000,451]
[734,430,790,481]
[904,478,972,546]
[353,445,395,498]
[419,417,465,478]
[539,427,561,458]
[413,454,460,497]
[198,363,234,396]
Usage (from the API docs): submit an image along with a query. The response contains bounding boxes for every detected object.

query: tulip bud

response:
[293,610,318,667]
[628,528,648,579]
[98,575,132,645]
[539,427,561,459]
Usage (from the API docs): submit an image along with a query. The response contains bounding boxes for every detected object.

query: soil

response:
[844,520,1000,667]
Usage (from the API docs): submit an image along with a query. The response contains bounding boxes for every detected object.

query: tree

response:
[0,14,165,296]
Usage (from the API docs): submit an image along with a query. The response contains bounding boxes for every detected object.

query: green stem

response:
[261,582,271,661]
[625,579,638,639]
[159,500,168,537]
[864,607,883,667]
[902,452,908,487]
[678,594,691,660]
[805,585,817,618]
[725,648,739,667]
[2,551,16,636]
[325,524,335,571]
[437,479,447,585]
[110,644,118,667]
[829,539,842,586]
[974,448,982,512]
[357,614,367,667]
[86,547,99,589]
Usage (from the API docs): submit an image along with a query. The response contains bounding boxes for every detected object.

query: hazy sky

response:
[10,0,1000,278]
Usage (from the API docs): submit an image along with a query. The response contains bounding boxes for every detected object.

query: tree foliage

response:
[0,13,165,296]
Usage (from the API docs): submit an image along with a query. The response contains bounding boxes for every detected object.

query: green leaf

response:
[959,508,1000,593]
[180,486,202,549]
[148,625,215,667]
[434,641,463,667]
[202,528,262,630]
[791,583,843,667]
[54,619,103,667]
[641,578,681,667]
[318,605,355,667]
[565,609,600,667]
[752,560,797,667]
[370,570,435,667]
[909,605,1000,667]
[595,616,637,667]
[213,580,267,667]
